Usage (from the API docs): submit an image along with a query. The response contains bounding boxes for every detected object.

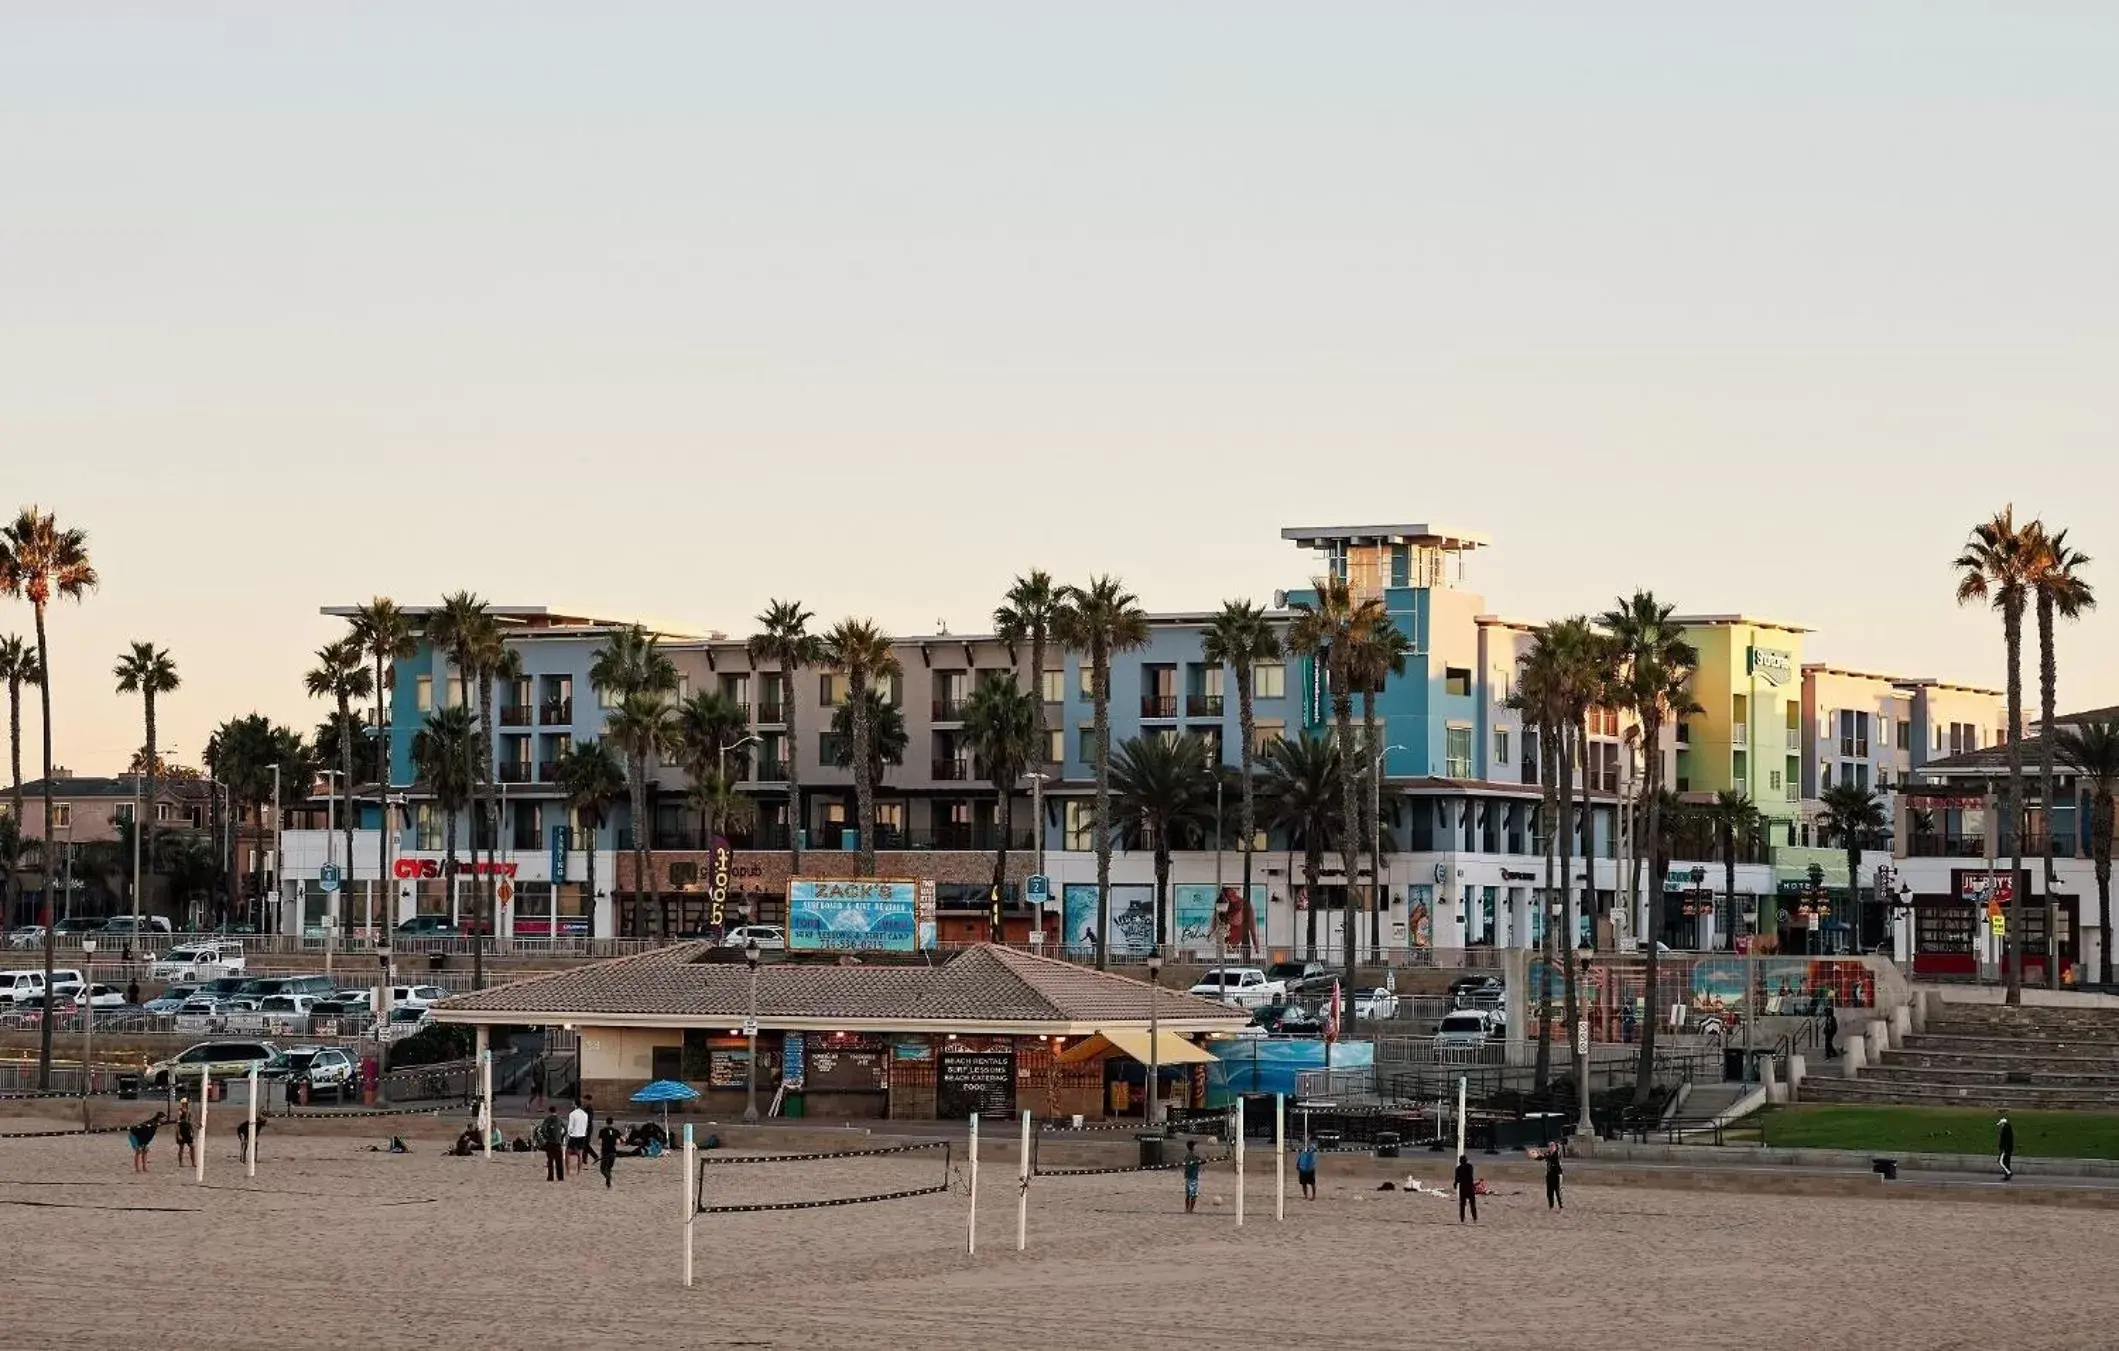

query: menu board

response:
[806,1049,887,1092]
[936,1051,1016,1119]
[707,1048,749,1088]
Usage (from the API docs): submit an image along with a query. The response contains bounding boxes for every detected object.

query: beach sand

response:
[4,1113,2117,1350]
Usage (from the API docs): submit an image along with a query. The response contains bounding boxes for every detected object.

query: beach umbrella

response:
[630,1079,700,1134]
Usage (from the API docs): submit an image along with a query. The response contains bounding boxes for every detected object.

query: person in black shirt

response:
[1544,1148,1564,1210]
[1823,1005,1839,1060]
[597,1121,621,1187]
[1455,1154,1478,1223]
[536,1107,566,1181]
[237,1116,266,1164]
[174,1100,196,1169]
[128,1112,166,1173]
[1997,1113,2014,1181]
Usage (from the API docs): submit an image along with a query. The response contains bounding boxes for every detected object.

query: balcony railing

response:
[498,762,532,784]
[1731,725,1748,748]
[499,705,533,727]
[932,759,972,782]
[1786,729,1800,750]
[932,698,967,722]
[537,761,560,783]
[1140,695,1178,719]
[756,703,786,725]
[537,699,571,725]
[1186,694,1224,718]
[723,701,750,723]
[756,759,787,781]
[1907,833,1986,859]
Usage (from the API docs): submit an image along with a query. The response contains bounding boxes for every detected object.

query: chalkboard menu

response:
[936,1051,1016,1119]
[707,1048,749,1089]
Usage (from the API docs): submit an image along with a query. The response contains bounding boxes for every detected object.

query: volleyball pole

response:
[966,1112,979,1255]
[246,1065,258,1178]
[1455,1076,1467,1158]
[1015,1109,1030,1253]
[682,1123,696,1289]
[1274,1092,1285,1222]
[1233,1104,1245,1227]
[195,1064,209,1184]
[480,1046,493,1161]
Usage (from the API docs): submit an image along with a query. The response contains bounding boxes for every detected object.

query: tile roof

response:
[437,942,1249,1031]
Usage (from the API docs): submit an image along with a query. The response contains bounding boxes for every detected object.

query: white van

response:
[1,969,87,1007]
[149,942,246,982]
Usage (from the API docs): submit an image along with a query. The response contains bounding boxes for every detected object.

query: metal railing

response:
[540,699,573,725]
[499,706,533,727]
[1186,694,1224,718]
[755,703,786,725]
[931,699,967,722]
[498,763,531,784]
[1140,695,1178,719]
[932,759,972,781]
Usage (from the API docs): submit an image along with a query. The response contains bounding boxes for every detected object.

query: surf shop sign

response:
[787,879,930,953]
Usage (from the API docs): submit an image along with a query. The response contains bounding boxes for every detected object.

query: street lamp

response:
[1574,940,1595,1136]
[718,733,762,786]
[269,762,284,936]
[742,937,762,1123]
[79,935,97,1126]
[1145,947,1163,1127]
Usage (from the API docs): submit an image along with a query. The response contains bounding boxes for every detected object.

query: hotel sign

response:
[1747,647,1793,687]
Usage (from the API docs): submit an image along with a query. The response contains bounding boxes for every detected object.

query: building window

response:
[1064,801,1096,851]
[1444,726,1473,779]
[818,732,846,766]
[1250,719,1285,755]
[115,802,135,825]
[1897,721,1910,751]
[1390,545,1410,588]
[415,803,441,851]
[1078,665,1096,698]
[415,674,433,712]
[1445,668,1472,698]
[1044,728,1064,765]
[155,802,174,823]
[51,802,72,829]
[1769,769,1782,791]
[1041,669,1065,704]
[1253,662,1286,699]
[1494,729,1510,767]
[818,673,849,707]
[1077,726,1097,763]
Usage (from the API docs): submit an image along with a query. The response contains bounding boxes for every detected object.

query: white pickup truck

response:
[1187,967,1288,1010]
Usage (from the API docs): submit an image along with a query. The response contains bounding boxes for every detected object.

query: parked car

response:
[281,1045,357,1097]
[5,925,46,950]
[720,925,787,951]
[2,968,86,1006]
[1245,1002,1325,1036]
[99,916,173,942]
[395,916,460,936]
[233,974,337,1001]
[51,917,107,936]
[1432,1010,1496,1050]
[174,996,229,1020]
[390,984,450,1010]
[146,1039,285,1091]
[1448,974,1505,1010]
[1352,987,1399,1020]
[1187,967,1286,1009]
[143,985,199,1015]
[71,983,130,1009]
[1262,959,1334,994]
[195,975,253,1000]
[149,942,246,982]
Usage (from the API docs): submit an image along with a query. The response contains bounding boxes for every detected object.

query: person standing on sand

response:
[536,1107,566,1182]
[529,1057,548,1113]
[128,1111,166,1173]
[1823,1005,1839,1060]
[597,1120,620,1188]
[1296,1141,1318,1200]
[566,1100,590,1177]
[1997,1113,2015,1181]
[1455,1154,1478,1223]
[1181,1141,1204,1214]
[174,1100,196,1170]
[1544,1147,1563,1210]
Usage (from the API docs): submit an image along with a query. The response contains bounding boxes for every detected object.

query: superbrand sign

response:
[393,858,520,880]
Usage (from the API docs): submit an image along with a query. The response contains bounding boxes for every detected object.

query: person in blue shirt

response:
[1181,1141,1205,1213]
[1296,1140,1319,1200]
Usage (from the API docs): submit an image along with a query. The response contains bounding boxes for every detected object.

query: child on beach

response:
[1181,1141,1204,1214]
[1296,1141,1319,1200]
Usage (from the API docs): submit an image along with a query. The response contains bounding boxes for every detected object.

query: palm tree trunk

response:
[586,815,599,941]
[992,783,1011,942]
[1092,640,1112,969]
[33,603,57,1088]
[1303,846,1321,960]
[2096,789,2113,985]
[1236,667,1258,964]
[1635,793,1669,1103]
[1029,628,1047,746]
[2004,603,2024,1005]
[6,677,22,935]
[853,678,876,878]
[633,758,653,941]
[1361,689,1382,957]
[1535,722,1555,1092]
[1558,719,1581,1106]
[443,811,459,947]
[2037,593,2059,988]
[144,691,160,888]
[1331,671,1360,991]
[786,669,804,877]
[373,656,391,942]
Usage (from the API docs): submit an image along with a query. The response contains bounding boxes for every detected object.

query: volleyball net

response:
[692,1139,958,1215]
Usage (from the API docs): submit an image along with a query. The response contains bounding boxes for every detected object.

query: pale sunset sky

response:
[3,4,2115,772]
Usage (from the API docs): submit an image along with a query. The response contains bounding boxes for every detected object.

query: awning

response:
[1060,1030,1220,1066]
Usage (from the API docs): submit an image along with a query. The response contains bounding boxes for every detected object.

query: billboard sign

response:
[788,879,925,952]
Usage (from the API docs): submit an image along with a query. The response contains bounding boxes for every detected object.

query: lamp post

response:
[718,733,762,787]
[1214,890,1229,983]
[1145,947,1163,1127]
[79,935,96,1125]
[742,937,762,1123]
[129,773,142,948]
[269,762,284,936]
[1214,771,1225,960]
[1575,940,1594,1136]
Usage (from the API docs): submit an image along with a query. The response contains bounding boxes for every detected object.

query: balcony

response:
[932,698,967,722]
[723,701,750,723]
[756,703,786,725]
[540,699,572,725]
[499,705,532,727]
[1140,695,1178,719]
[932,759,972,782]
[1185,694,1224,718]
[1907,833,1987,859]
[537,761,560,783]
[754,759,787,781]
[1786,729,1800,750]
[1731,725,1748,748]
[498,762,532,784]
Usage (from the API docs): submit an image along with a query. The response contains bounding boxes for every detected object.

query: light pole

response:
[320,768,344,977]
[78,934,97,1124]
[129,773,142,949]
[1024,770,1051,947]
[1214,890,1229,983]
[1575,940,1594,1136]
[742,937,762,1123]
[269,763,284,937]
[1145,947,1163,1127]
[718,733,762,787]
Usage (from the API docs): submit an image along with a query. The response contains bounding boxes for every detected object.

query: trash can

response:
[1137,1133,1166,1168]
[1316,1129,1342,1150]
[1375,1130,1401,1159]
[1724,1047,1745,1082]
[116,1073,141,1101]
[428,951,449,971]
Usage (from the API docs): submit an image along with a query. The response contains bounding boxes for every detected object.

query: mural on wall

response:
[1172,885,1268,951]
[1552,955,1880,1041]
[1061,883,1157,957]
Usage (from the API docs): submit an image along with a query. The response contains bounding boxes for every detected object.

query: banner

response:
[787,879,925,952]
[706,836,732,934]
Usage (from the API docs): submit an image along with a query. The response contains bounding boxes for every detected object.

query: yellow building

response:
[1674,616,1809,844]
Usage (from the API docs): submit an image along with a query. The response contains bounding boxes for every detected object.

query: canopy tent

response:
[1059,1030,1220,1066]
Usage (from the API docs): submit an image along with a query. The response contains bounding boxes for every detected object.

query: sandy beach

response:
[3,1112,2117,1351]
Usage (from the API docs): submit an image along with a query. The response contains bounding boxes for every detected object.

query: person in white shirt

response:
[565,1102,590,1177]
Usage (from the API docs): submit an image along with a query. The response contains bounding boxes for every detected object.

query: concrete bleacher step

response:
[1863,1063,2119,1091]
[1906,1032,2119,1058]
[1887,1048,2119,1074]
[1800,1076,2119,1112]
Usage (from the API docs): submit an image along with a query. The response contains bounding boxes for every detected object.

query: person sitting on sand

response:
[128,1111,167,1173]
[453,1126,482,1156]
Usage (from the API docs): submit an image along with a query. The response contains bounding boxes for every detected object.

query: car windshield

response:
[283,1051,316,1071]
[1440,1013,1487,1032]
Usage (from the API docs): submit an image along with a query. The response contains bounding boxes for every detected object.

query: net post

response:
[195,1063,209,1185]
[966,1112,979,1256]
[478,1028,493,1162]
[1015,1109,1030,1253]
[1274,1092,1285,1222]
[246,1065,258,1178]
[682,1123,696,1289]
[1233,1103,1244,1227]
[1455,1075,1467,1160]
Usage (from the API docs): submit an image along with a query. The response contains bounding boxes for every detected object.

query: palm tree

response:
[113,641,180,883]
[1535,617,1603,1101]
[2055,720,2119,985]
[1707,789,1762,929]
[349,598,416,936]
[554,738,625,931]
[1818,782,1886,947]
[964,673,1041,937]
[412,706,476,931]
[1955,506,2038,1004]
[0,635,40,931]
[1111,733,1217,947]
[747,600,822,873]
[821,620,901,877]
[994,570,1062,747]
[2025,522,2094,988]
[1054,577,1151,967]
[0,506,96,1088]
[204,715,311,928]
[1510,637,1566,1091]
[1201,600,1282,962]
[304,637,372,946]
[1349,618,1412,954]
[590,625,680,933]
[1260,734,1345,961]
[427,592,497,959]
[1286,574,1387,988]
[829,688,908,812]
[675,690,752,845]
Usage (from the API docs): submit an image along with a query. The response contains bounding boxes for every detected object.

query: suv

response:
[1448,974,1505,1010]
[1263,960,1331,994]
[2,968,87,1007]
[149,942,246,982]
[390,984,451,1010]
[1187,967,1286,1009]
[395,916,459,937]
[1433,1010,1496,1050]
[281,1045,357,1098]
[51,917,107,936]
[101,916,173,942]
[720,925,786,951]
[146,1039,284,1091]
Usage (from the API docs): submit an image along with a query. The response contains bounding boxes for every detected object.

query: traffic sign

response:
[1026,874,1050,903]
[320,864,342,894]
[496,879,515,905]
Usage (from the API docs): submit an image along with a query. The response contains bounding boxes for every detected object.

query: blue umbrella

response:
[630,1079,700,1136]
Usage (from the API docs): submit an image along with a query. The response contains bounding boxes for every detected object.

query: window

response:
[1877,766,1890,787]
[1045,728,1064,765]
[1253,662,1286,699]
[115,802,135,825]
[818,673,849,707]
[1041,669,1065,704]
[1444,726,1473,779]
[1390,544,1410,588]
[1494,729,1510,766]
[1078,665,1096,698]
[155,802,174,823]
[51,802,72,829]
[1064,801,1096,851]
[415,675,433,712]
[415,804,441,851]
[1897,721,1910,751]
[1445,668,1472,697]
[1250,719,1285,755]
[1077,726,1096,763]
[675,674,690,699]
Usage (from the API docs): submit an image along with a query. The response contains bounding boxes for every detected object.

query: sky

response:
[3,3,2116,773]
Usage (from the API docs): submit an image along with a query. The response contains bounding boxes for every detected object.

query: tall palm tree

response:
[1054,577,1151,967]
[829,688,907,808]
[1535,616,1603,1101]
[821,620,901,877]
[1707,789,1762,932]
[994,570,1062,747]
[1349,618,1412,954]
[1111,733,1217,947]
[553,738,625,932]
[963,672,1040,938]
[427,592,495,959]
[2055,720,2119,985]
[0,635,40,931]
[1818,782,1886,947]
[349,598,416,936]
[303,637,373,945]
[747,600,821,873]
[0,506,97,1088]
[1510,637,1566,1091]
[1286,574,1386,988]
[1259,734,1344,960]
[1201,600,1282,962]
[113,641,180,882]
[675,690,752,846]
[1955,506,2038,1004]
[590,625,680,934]
[412,706,476,933]
[2025,522,2094,988]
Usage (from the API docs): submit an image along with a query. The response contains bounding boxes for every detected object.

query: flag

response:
[1325,980,1342,1045]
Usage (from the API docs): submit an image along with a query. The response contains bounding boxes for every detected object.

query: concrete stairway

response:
[1802,1001,2119,1112]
